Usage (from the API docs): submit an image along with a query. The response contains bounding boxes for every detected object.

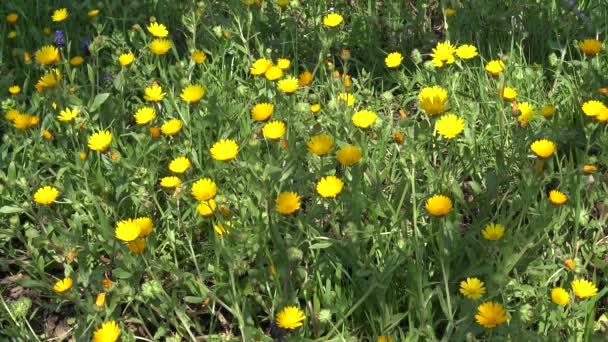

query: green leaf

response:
[88,93,110,112]
[0,206,24,214]
[113,268,132,279]
[183,296,206,304]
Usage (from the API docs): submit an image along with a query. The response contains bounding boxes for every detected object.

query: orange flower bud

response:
[565,258,575,271]
[43,130,53,140]
[102,278,113,289]
[399,109,408,118]
[393,132,404,143]
[583,165,597,173]
[343,74,351,88]
[150,126,161,138]
[281,139,288,149]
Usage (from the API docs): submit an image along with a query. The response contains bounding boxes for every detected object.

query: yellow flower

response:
[445,8,456,17]
[530,139,555,158]
[276,306,305,330]
[35,45,60,65]
[147,22,169,37]
[435,114,464,139]
[34,186,59,205]
[213,221,232,238]
[128,239,146,254]
[93,321,120,342]
[540,105,556,118]
[150,126,161,138]
[149,38,171,55]
[6,13,18,24]
[316,175,344,198]
[88,9,100,18]
[459,277,486,299]
[42,130,53,140]
[88,131,112,152]
[134,217,154,237]
[475,302,508,328]
[12,114,36,130]
[310,103,321,113]
[191,50,207,64]
[8,85,21,95]
[118,53,135,66]
[276,192,301,214]
[323,13,344,28]
[57,107,79,122]
[456,45,478,59]
[337,93,355,106]
[180,84,205,103]
[5,109,20,121]
[35,69,61,93]
[115,219,142,242]
[69,56,84,67]
[277,0,290,8]
[500,87,517,101]
[277,58,291,70]
[485,60,505,77]
[210,139,239,161]
[482,223,505,240]
[197,199,217,217]
[579,39,602,57]
[169,157,191,173]
[336,145,362,166]
[252,103,274,121]
[425,195,452,216]
[307,134,334,156]
[191,178,217,201]
[571,279,598,298]
[419,86,448,115]
[160,176,181,189]
[517,102,535,124]
[548,190,567,206]
[385,52,403,68]
[8,31,17,39]
[95,292,106,308]
[595,108,608,122]
[277,76,299,94]
[134,107,156,125]
[352,109,378,128]
[265,65,284,81]
[250,58,273,75]
[80,152,87,160]
[53,278,73,293]
[144,85,166,102]
[298,71,313,86]
[583,165,598,173]
[52,8,68,22]
[161,118,182,135]
[551,287,570,305]
[430,41,457,67]
[262,120,286,140]
[581,100,607,116]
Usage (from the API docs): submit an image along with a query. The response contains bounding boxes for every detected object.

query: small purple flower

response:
[82,39,91,56]
[54,30,65,49]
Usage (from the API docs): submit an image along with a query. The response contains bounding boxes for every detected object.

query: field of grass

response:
[1,0,608,341]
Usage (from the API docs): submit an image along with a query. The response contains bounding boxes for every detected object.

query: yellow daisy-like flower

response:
[134,107,156,125]
[517,102,535,124]
[277,58,291,70]
[161,118,182,136]
[118,53,135,66]
[7,13,19,24]
[88,131,112,152]
[485,60,505,77]
[169,157,191,173]
[128,239,146,254]
[191,178,217,201]
[307,134,334,156]
[5,109,20,121]
[310,104,321,113]
[298,71,313,86]
[191,50,207,64]
[252,103,274,121]
[595,108,608,122]
[482,223,505,241]
[316,175,344,198]
[385,52,403,68]
[88,9,100,18]
[147,22,169,37]
[213,221,232,238]
[571,279,598,298]
[579,39,602,57]
[430,41,457,67]
[262,120,286,140]
[35,45,60,65]
[419,86,448,115]
[459,277,486,299]
[115,219,142,242]
[475,302,508,329]
[540,105,556,118]
[336,145,362,166]
[52,8,68,22]
[265,66,283,81]
[548,190,567,206]
[425,195,452,216]
[33,186,59,205]
[530,139,555,158]
[551,287,570,305]
[210,139,239,161]
[276,192,301,215]
[277,77,299,94]
[35,69,62,93]
[9,85,21,95]
[149,38,171,55]
[435,114,464,139]
[57,107,79,122]
[160,176,180,189]
[499,87,517,101]
[180,84,205,103]
[144,85,166,102]
[337,92,355,106]
[250,58,273,76]
[581,100,607,117]
[456,44,478,59]
[134,217,154,237]
[12,114,36,130]
[197,199,217,217]
[93,321,120,342]
[445,8,457,17]
[352,109,378,128]
[583,165,598,173]
[70,56,84,67]
[276,306,305,330]
[323,13,343,28]
[53,278,73,293]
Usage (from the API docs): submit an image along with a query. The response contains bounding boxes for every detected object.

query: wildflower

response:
[7,13,18,24]
[149,39,171,55]
[53,278,73,293]
[571,279,598,298]
[70,56,84,67]
[161,119,182,136]
[150,126,161,138]
[517,102,534,124]
[530,139,555,158]
[310,104,321,113]
[191,178,217,201]
[191,50,206,64]
[57,108,79,122]
[144,85,166,102]
[250,58,273,75]
[277,77,299,94]
[35,45,60,65]
[485,60,505,77]
[551,287,570,305]
[583,165,597,173]
[115,219,142,242]
[435,114,464,139]
[180,84,205,103]
[88,131,112,152]
[93,321,120,342]
[8,31,17,39]
[34,186,59,205]
[5,109,20,121]
[42,130,53,140]
[579,39,602,57]
[460,278,486,299]
[337,92,355,106]
[118,53,135,66]
[323,13,343,27]
[430,41,457,67]
[276,306,305,330]
[277,58,291,70]
[213,221,232,237]
[134,217,154,237]
[252,103,274,121]
[169,157,191,173]
[52,8,68,22]
[499,87,517,101]
[445,8,456,16]
[265,66,283,81]
[425,195,452,216]
[147,22,169,37]
[581,100,607,116]
[88,9,100,18]
[134,107,156,125]
[298,71,313,86]
[352,110,378,128]
[317,176,344,198]
[95,292,106,308]
[160,176,180,189]
[197,199,217,217]
[101,278,112,289]
[385,52,403,68]
[482,223,505,240]
[419,86,448,115]
[475,302,508,328]
[393,132,404,143]
[548,190,567,206]
[79,152,87,160]
[565,258,576,271]
[262,121,286,140]
[276,192,301,214]
[539,105,556,118]
[8,85,21,95]
[456,45,478,59]
[307,134,334,156]
[210,139,239,161]
[12,114,37,130]
[336,145,362,166]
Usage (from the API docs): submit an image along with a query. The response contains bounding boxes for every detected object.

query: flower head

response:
[93,321,120,342]
[57,108,79,122]
[571,279,598,298]
[579,39,602,57]
[276,192,301,214]
[250,58,273,75]
[276,306,305,330]
[456,45,478,59]
[499,87,517,101]
[385,52,403,68]
[210,139,239,161]
[298,71,313,86]
[134,107,156,125]
[160,176,181,189]
[336,145,362,166]
[9,85,21,95]
[35,45,60,65]
[430,41,457,67]
[149,38,171,55]
[317,175,344,198]
[88,131,112,152]
[36,69,62,93]
[88,9,100,18]
[323,13,343,27]
[53,278,73,293]
[530,139,555,158]
[475,302,508,328]
[581,100,607,117]
[128,239,146,254]
[191,178,217,201]
[180,84,205,103]
[118,53,135,66]
[7,13,18,24]
[352,109,378,128]
[197,199,217,217]
[134,217,154,237]
[548,190,567,206]
[70,56,84,67]
[251,103,274,121]
[517,102,535,124]
[52,8,68,22]
[161,119,182,136]
[485,60,505,77]
[169,157,191,173]
[482,223,505,240]
[551,287,570,305]
[435,114,464,139]
[262,121,286,140]
[277,58,291,70]
[191,50,206,63]
[144,85,166,102]
[337,92,355,106]
[425,195,452,216]
[34,186,59,205]
[115,219,142,242]
[307,134,334,156]
[460,278,486,299]
[277,77,299,94]
[419,86,448,115]
[147,22,169,37]
[265,66,283,81]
